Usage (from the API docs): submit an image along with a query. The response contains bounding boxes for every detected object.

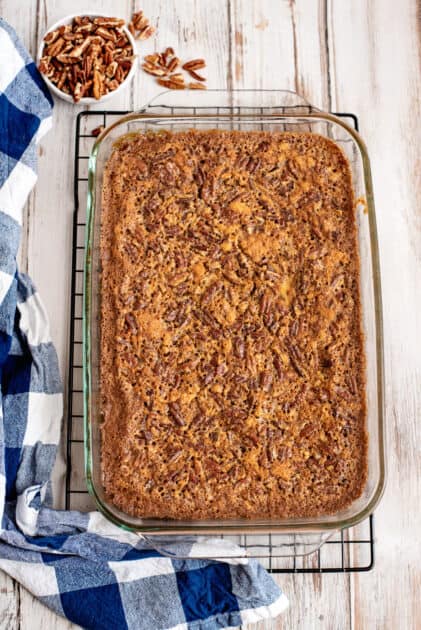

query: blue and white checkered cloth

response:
[0,18,288,629]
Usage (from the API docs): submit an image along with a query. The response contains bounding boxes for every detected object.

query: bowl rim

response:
[37,11,137,104]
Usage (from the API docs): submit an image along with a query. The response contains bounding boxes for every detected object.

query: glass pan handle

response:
[137,88,317,114]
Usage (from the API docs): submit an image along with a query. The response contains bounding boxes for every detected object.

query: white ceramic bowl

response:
[37,12,137,104]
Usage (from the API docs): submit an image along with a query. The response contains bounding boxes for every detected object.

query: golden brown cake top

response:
[100,129,367,520]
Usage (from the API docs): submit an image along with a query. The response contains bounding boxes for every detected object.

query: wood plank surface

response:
[328,0,421,628]
[0,0,420,628]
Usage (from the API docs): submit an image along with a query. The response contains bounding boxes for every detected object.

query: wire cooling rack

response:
[67,106,374,573]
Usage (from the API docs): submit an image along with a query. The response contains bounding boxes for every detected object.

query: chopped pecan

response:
[201,281,220,305]
[189,81,207,90]
[69,36,93,57]
[267,444,277,463]
[289,355,305,377]
[135,17,150,32]
[57,25,71,35]
[105,60,118,78]
[38,57,54,78]
[115,65,125,83]
[300,423,315,438]
[202,367,215,386]
[290,319,300,336]
[157,53,167,67]
[55,53,80,64]
[222,269,242,285]
[191,412,206,426]
[44,30,59,44]
[210,391,225,408]
[46,37,66,57]
[132,12,149,31]
[234,337,245,359]
[56,69,67,90]
[142,62,166,77]
[285,340,306,377]
[131,11,143,23]
[277,446,291,462]
[144,53,160,64]
[157,78,185,90]
[260,370,273,392]
[74,22,94,34]
[167,57,180,73]
[73,82,83,102]
[331,274,345,290]
[216,362,228,376]
[92,68,103,99]
[246,157,260,173]
[93,17,125,27]
[95,26,117,41]
[346,374,357,395]
[335,385,352,400]
[120,351,138,368]
[169,72,184,85]
[124,313,137,333]
[186,68,206,81]
[182,58,206,70]
[168,402,185,426]
[260,291,272,315]
[168,450,183,464]
[273,355,284,379]
[246,350,257,376]
[137,25,155,40]
[106,78,119,91]
[285,159,300,179]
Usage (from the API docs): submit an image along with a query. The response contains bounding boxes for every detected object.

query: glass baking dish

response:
[83,90,385,543]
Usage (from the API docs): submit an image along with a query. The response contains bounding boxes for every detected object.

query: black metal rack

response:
[66,108,374,573]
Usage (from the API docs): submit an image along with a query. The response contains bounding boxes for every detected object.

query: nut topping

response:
[101,129,366,521]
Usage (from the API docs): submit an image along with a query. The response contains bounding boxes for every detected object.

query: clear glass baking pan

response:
[83,90,385,547]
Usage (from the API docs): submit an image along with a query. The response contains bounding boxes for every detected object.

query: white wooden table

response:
[1,1,420,628]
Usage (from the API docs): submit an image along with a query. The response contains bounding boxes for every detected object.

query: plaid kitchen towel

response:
[0,17,288,630]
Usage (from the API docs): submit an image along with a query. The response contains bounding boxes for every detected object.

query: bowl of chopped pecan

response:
[38,13,139,103]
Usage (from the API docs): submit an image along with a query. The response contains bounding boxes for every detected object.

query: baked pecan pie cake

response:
[100,129,367,520]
